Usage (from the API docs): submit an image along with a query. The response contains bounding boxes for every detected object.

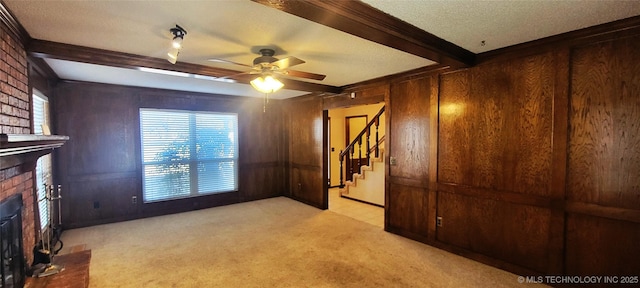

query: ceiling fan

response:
[209,48,327,93]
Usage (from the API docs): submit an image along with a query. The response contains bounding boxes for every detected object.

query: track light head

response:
[167,24,187,64]
[170,25,186,49]
[170,24,187,39]
[167,49,179,64]
[172,37,183,49]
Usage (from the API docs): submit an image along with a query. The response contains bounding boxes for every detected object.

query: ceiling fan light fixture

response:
[250,75,284,94]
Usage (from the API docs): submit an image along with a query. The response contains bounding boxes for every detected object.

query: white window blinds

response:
[33,93,51,230]
[139,109,238,203]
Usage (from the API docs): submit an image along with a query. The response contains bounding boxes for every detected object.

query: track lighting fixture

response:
[167,24,187,64]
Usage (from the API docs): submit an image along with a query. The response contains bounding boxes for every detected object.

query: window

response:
[33,91,51,231]
[139,109,238,203]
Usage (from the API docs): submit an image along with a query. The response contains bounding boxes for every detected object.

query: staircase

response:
[339,148,384,206]
[338,105,385,207]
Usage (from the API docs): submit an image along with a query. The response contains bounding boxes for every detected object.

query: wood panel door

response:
[284,96,327,209]
[386,77,432,241]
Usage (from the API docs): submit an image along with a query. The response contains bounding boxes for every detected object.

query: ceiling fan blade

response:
[271,56,305,70]
[283,69,326,81]
[215,71,253,81]
[208,58,254,68]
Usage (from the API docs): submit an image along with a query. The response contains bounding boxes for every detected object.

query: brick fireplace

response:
[2,136,69,285]
[0,171,34,265]
[0,12,38,269]
[0,193,26,286]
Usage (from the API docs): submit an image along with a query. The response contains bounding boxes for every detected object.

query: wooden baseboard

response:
[340,194,384,208]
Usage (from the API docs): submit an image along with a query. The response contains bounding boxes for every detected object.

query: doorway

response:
[325,102,385,227]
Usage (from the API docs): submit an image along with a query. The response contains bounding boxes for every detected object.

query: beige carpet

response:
[60,197,543,287]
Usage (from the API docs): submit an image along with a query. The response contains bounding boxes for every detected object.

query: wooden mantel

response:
[0,134,69,171]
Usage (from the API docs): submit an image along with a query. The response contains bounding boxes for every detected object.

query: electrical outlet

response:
[389,156,397,165]
[132,196,137,204]
[93,201,100,209]
[436,216,443,227]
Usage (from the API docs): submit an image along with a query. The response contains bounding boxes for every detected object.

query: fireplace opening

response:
[0,194,25,287]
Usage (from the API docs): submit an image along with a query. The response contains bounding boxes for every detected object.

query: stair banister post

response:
[366,126,371,160]
[339,150,344,188]
[358,135,362,173]
[375,116,380,158]
[349,145,355,177]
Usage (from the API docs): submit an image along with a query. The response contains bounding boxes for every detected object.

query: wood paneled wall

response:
[437,52,558,273]
[306,21,640,278]
[282,95,326,209]
[564,35,640,276]
[238,99,286,202]
[54,81,285,228]
[385,32,639,276]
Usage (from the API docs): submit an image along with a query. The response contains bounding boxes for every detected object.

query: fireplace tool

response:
[34,184,65,277]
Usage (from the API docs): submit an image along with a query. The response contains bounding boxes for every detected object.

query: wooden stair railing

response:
[369,135,385,155]
[339,106,385,188]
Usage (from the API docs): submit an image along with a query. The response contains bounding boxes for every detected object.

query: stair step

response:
[340,149,385,197]
[340,150,385,206]
[343,152,384,188]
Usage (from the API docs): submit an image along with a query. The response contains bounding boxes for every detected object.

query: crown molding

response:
[28,39,342,94]
[0,1,30,46]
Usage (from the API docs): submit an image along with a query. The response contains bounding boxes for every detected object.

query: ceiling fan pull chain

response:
[263,93,268,113]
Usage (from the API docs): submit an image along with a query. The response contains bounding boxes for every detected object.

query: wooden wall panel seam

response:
[566,202,640,224]
[289,163,323,171]
[65,172,138,182]
[388,175,430,188]
[427,74,439,241]
[546,47,571,275]
[437,183,554,208]
[428,74,440,189]
[239,161,282,169]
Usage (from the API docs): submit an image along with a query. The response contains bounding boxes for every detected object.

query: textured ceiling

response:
[362,0,640,53]
[4,0,640,98]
